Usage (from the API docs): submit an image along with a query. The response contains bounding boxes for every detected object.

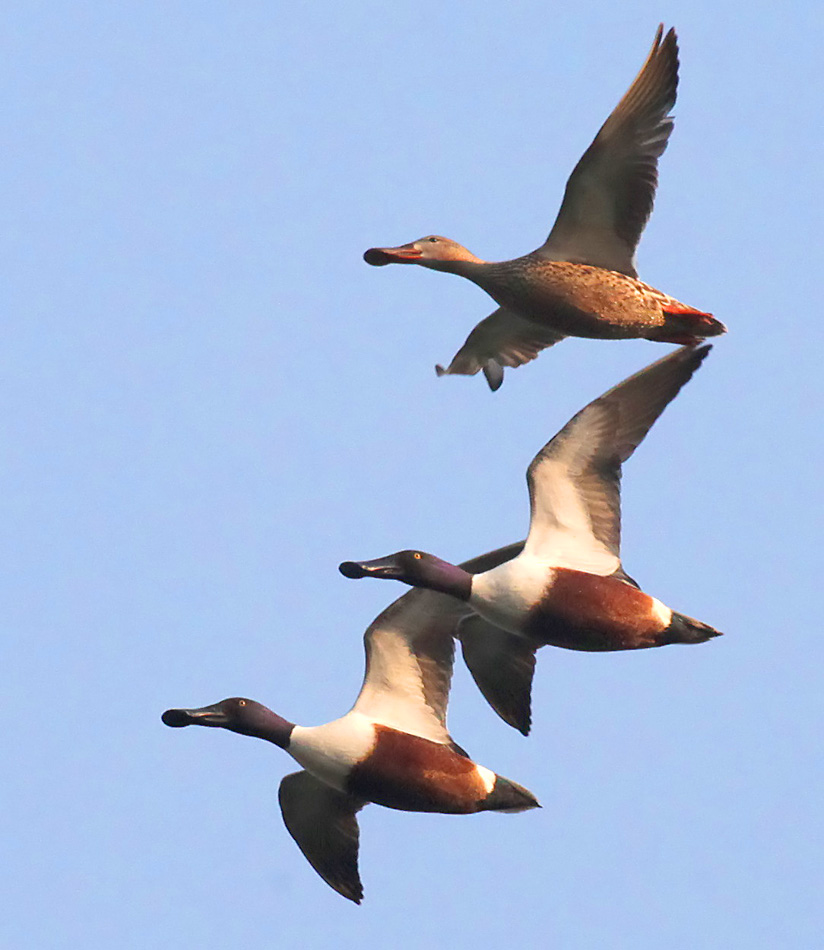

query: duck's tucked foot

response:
[483,360,504,391]
[436,357,504,391]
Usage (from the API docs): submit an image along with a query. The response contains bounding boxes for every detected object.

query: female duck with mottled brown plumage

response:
[365,26,726,389]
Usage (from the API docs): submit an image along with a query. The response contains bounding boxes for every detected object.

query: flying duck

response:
[340,344,722,733]
[364,26,726,390]
[162,541,538,904]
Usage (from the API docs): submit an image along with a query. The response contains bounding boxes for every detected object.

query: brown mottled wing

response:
[458,616,538,736]
[437,308,566,391]
[524,344,711,571]
[351,542,524,743]
[537,26,679,276]
[278,771,366,904]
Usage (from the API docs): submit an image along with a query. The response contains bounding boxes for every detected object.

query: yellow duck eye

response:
[413,552,422,560]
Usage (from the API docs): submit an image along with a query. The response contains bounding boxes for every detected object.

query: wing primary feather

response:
[438,309,566,386]
[538,26,679,275]
[524,344,711,567]
[351,543,525,740]
[459,616,538,736]
[279,771,366,904]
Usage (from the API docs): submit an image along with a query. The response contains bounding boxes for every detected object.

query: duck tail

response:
[484,775,541,813]
[652,306,727,343]
[664,611,722,645]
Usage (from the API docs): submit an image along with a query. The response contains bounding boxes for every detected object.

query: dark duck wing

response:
[458,616,539,736]
[279,770,366,904]
[536,25,679,277]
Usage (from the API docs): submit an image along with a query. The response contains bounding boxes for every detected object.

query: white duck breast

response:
[288,715,378,792]
[469,555,556,633]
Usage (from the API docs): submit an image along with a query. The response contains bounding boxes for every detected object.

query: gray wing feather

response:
[537,26,679,276]
[525,344,710,567]
[437,308,566,390]
[352,543,525,738]
[278,771,366,904]
[459,616,538,736]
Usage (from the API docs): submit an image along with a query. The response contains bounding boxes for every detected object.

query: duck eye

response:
[238,700,246,707]
[427,237,438,243]
[413,552,422,560]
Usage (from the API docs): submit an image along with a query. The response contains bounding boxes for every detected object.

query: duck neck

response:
[250,711,295,749]
[422,257,486,278]
[419,559,473,601]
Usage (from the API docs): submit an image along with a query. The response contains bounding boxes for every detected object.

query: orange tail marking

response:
[661,302,714,319]
[661,304,727,339]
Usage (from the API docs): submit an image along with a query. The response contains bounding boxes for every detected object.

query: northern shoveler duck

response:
[340,345,722,734]
[162,542,538,904]
[364,26,726,390]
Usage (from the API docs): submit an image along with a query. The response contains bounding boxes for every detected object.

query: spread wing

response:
[523,344,711,571]
[351,542,524,744]
[536,25,679,277]
[458,616,539,736]
[437,309,566,391]
[278,770,366,904]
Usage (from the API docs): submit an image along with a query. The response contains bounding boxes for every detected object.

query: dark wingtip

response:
[435,364,447,377]
[161,708,191,728]
[499,702,531,736]
[459,622,537,735]
[339,561,366,579]
[333,879,364,904]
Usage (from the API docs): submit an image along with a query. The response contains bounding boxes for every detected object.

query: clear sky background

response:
[3,2,822,948]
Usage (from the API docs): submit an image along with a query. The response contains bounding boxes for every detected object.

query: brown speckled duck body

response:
[365,26,726,390]
[465,256,721,343]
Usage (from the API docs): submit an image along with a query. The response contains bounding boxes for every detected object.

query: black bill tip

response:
[363,248,391,266]
[339,561,367,579]
[161,708,192,728]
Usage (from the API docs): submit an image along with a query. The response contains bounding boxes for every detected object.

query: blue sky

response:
[2,2,822,947]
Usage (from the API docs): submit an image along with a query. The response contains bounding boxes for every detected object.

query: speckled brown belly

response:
[346,727,488,814]
[476,261,700,340]
[526,569,668,651]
